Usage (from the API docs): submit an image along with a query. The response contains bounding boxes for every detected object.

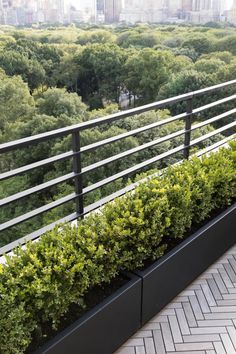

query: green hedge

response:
[0,143,235,354]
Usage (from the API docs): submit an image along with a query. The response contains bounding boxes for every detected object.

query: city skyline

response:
[67,0,233,11]
[0,0,236,25]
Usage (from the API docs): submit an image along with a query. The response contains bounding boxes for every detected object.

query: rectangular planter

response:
[135,202,236,325]
[35,273,142,354]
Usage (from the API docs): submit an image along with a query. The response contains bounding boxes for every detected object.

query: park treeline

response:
[0,23,235,245]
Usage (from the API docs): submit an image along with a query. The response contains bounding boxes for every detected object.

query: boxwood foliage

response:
[0,144,235,354]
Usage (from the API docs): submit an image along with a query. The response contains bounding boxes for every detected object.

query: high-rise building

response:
[97,0,105,12]
[120,0,143,23]
[166,0,182,17]
[228,0,236,24]
[120,0,169,23]
[145,0,169,23]
[76,0,96,22]
[180,0,192,19]
[105,0,122,22]
[43,0,64,23]
[96,0,105,22]
[182,0,192,11]
[189,0,222,23]
[0,0,12,24]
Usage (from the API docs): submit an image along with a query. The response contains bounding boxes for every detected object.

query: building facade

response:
[120,0,224,24]
[227,0,236,24]
[105,0,122,23]
[0,0,65,25]
[0,0,228,25]
[189,0,222,24]
[120,0,169,23]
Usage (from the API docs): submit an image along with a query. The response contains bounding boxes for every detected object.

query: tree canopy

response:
[0,23,233,246]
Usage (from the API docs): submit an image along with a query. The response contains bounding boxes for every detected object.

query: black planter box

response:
[35,273,142,354]
[135,202,236,325]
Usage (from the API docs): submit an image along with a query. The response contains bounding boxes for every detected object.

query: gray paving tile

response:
[189,295,204,320]
[124,338,144,347]
[161,322,175,352]
[197,319,234,327]
[152,330,165,354]
[135,346,146,354]
[229,258,236,274]
[207,278,223,301]
[150,315,168,323]
[220,333,236,353]
[204,312,236,320]
[213,341,226,354]
[218,268,234,289]
[167,302,183,310]
[211,305,236,313]
[190,326,227,335]
[201,281,217,307]
[175,342,214,351]
[227,326,236,350]
[222,294,236,299]
[142,323,160,330]
[168,352,205,354]
[116,347,136,354]
[116,244,236,354]
[213,273,228,294]
[224,263,236,283]
[182,302,197,327]
[134,331,152,339]
[175,308,190,335]
[144,338,156,354]
[216,299,236,306]
[168,315,183,343]
[195,289,210,313]
[182,334,220,342]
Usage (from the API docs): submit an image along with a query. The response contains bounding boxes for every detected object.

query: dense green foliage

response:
[0,24,236,107]
[0,145,235,354]
[0,23,235,246]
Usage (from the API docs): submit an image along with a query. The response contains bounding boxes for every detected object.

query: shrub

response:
[0,145,235,354]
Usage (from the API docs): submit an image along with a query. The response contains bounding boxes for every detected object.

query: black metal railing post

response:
[1,80,236,254]
[72,130,84,217]
[184,97,193,160]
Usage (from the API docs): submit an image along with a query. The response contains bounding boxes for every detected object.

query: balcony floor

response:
[116,244,236,354]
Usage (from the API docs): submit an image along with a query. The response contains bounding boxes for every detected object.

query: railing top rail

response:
[1,79,235,154]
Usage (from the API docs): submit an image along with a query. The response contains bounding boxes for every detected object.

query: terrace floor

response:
[115,244,236,354]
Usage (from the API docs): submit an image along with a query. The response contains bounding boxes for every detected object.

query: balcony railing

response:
[0,80,236,255]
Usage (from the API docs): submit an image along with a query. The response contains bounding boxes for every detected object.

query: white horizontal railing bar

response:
[1,80,235,154]
[190,121,236,147]
[193,94,236,115]
[70,95,236,152]
[191,109,236,132]
[0,193,78,232]
[82,187,137,216]
[1,133,234,256]
[81,109,236,175]
[194,135,236,157]
[1,95,234,184]
[81,112,188,154]
[82,129,186,175]
[0,173,77,207]
[82,145,185,196]
[0,143,185,232]
[0,151,75,182]
[0,212,79,256]
[0,127,187,208]
[2,94,234,183]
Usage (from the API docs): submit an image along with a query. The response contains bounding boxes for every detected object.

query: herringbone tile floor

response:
[116,244,236,354]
